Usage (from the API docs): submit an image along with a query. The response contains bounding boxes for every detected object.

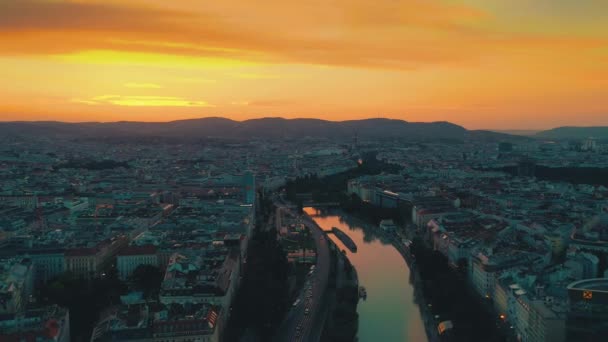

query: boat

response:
[359,286,367,299]
[331,227,357,253]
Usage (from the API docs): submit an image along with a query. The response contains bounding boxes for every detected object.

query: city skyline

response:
[1,0,607,129]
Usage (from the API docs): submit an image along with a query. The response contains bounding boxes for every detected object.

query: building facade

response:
[117,246,158,280]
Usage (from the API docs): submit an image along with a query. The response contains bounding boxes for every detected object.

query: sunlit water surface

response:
[305,208,427,342]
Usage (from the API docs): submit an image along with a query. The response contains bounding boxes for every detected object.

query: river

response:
[304,208,427,342]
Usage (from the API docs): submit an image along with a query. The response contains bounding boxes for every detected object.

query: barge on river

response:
[331,227,357,253]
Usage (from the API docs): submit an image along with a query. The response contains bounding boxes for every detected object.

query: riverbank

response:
[319,232,360,342]
[383,232,441,342]
[332,208,506,342]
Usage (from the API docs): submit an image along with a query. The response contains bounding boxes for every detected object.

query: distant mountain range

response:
[0,117,529,141]
[5,117,605,141]
[489,130,539,136]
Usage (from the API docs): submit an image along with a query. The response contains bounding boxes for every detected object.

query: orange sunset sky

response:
[1,0,607,129]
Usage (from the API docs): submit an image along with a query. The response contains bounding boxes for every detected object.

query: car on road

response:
[304,308,310,315]
[293,299,301,307]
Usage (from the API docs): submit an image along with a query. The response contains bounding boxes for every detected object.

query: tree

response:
[39,271,127,341]
[131,264,164,298]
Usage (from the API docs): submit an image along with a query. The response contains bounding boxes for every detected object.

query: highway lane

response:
[273,202,331,342]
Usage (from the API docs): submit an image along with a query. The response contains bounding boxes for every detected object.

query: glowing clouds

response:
[72,95,214,107]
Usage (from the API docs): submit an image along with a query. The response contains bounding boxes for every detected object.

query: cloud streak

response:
[3,0,604,70]
[72,95,214,107]
[0,0,189,32]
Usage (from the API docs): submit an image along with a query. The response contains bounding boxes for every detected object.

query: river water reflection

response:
[305,208,427,342]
